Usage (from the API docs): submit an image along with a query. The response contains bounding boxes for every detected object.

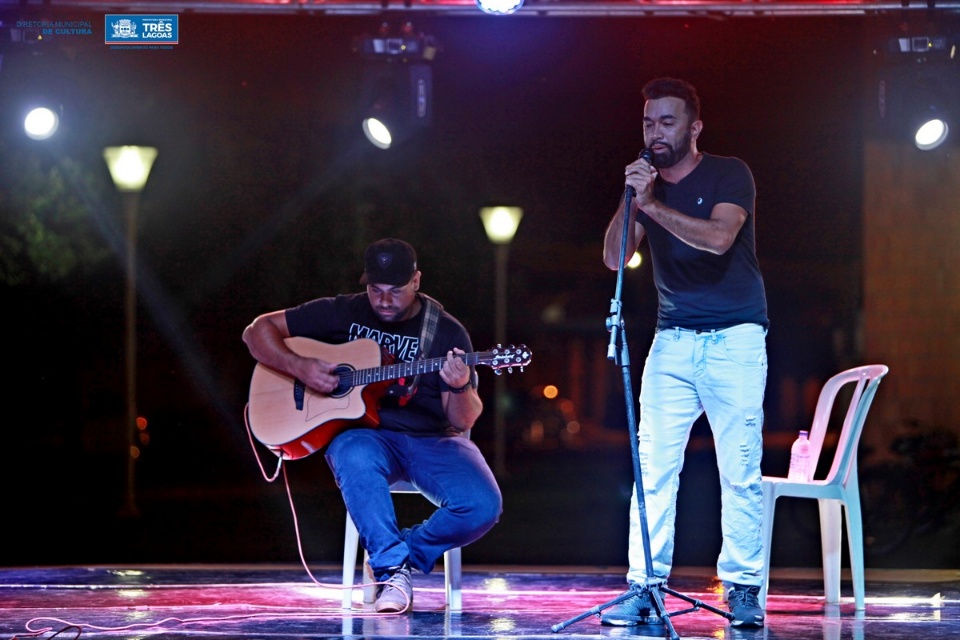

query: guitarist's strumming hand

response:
[242,309,340,395]
[292,355,339,395]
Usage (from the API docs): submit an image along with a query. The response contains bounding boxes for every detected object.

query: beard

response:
[650,129,693,169]
[373,299,416,323]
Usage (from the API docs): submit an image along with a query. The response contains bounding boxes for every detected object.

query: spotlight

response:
[23,104,60,140]
[477,0,524,14]
[2,44,76,142]
[912,107,949,151]
[359,61,432,150]
[901,78,954,151]
[362,113,393,150]
[356,25,436,150]
[873,45,958,151]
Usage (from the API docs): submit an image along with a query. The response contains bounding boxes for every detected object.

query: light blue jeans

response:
[325,428,502,579]
[626,323,767,588]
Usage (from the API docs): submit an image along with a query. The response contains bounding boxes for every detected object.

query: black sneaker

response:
[728,584,764,627]
[600,589,663,627]
[375,563,413,613]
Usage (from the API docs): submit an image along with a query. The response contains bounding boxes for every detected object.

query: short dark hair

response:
[642,78,701,122]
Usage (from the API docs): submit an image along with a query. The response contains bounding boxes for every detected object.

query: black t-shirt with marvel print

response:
[284,292,474,435]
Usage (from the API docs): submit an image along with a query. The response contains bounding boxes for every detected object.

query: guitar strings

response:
[341,353,482,387]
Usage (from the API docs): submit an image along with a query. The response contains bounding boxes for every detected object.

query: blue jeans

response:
[627,323,767,588]
[325,428,502,578]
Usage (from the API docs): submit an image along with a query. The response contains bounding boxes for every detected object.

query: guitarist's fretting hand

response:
[438,347,482,433]
[439,348,471,390]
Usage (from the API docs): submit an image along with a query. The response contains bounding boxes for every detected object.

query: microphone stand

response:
[550,183,733,638]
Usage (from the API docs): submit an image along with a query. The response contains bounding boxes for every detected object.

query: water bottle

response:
[787,430,811,482]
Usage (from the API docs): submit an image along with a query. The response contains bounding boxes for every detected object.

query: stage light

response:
[913,114,949,150]
[356,26,436,150]
[362,114,393,150]
[903,84,953,150]
[477,0,524,15]
[874,33,958,151]
[359,62,432,150]
[23,105,60,140]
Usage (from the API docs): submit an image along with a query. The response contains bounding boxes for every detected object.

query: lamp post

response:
[479,206,523,477]
[103,145,158,517]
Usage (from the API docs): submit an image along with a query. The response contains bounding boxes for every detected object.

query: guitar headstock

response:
[480,344,532,375]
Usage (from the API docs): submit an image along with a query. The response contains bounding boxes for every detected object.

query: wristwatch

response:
[448,381,472,394]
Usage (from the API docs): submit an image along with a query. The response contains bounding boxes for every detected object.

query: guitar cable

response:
[242,403,411,612]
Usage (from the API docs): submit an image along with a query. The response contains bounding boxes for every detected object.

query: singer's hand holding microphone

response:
[625,148,657,207]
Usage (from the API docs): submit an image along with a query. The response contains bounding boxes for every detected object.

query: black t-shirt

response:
[284,292,474,435]
[636,153,768,330]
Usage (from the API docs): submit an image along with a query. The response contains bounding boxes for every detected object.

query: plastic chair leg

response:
[343,511,463,611]
[818,498,843,605]
[759,482,777,609]
[844,486,866,610]
[342,513,361,609]
[444,547,462,612]
[361,549,377,605]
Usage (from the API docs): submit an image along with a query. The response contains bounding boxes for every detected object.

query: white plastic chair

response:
[341,480,463,611]
[760,364,889,611]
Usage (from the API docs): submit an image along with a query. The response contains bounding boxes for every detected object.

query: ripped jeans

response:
[626,323,767,588]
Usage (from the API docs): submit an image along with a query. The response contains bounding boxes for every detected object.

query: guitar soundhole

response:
[330,364,356,398]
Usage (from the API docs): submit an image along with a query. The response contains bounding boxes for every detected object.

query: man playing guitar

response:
[243,238,503,614]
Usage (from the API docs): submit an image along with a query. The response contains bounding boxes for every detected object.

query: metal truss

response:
[4,0,960,18]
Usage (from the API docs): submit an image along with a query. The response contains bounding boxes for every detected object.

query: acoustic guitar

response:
[246,337,532,460]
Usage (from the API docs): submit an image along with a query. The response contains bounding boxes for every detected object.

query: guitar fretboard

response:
[340,353,485,388]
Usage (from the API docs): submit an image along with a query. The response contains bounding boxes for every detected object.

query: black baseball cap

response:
[360,238,418,286]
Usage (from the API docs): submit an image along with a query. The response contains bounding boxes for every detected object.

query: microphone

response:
[626,148,654,199]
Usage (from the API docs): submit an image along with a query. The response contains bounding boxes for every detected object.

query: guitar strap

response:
[385,293,442,404]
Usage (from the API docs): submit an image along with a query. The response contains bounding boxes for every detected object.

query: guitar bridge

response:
[293,379,305,411]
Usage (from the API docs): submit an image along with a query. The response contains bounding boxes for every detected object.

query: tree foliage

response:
[0,146,109,286]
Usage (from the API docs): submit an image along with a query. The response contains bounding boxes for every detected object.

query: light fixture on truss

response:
[477,0,524,15]
[356,23,436,150]
[874,33,958,151]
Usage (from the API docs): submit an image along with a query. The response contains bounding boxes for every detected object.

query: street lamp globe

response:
[103,146,158,192]
[480,206,523,244]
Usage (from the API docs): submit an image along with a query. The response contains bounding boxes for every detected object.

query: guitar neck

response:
[342,353,481,388]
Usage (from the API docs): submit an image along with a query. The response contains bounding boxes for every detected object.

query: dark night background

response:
[1,7,955,570]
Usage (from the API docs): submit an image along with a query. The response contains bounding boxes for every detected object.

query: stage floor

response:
[0,564,957,639]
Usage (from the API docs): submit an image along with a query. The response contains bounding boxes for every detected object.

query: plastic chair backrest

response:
[806,364,889,485]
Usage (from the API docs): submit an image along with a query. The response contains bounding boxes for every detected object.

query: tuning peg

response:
[494,369,503,376]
